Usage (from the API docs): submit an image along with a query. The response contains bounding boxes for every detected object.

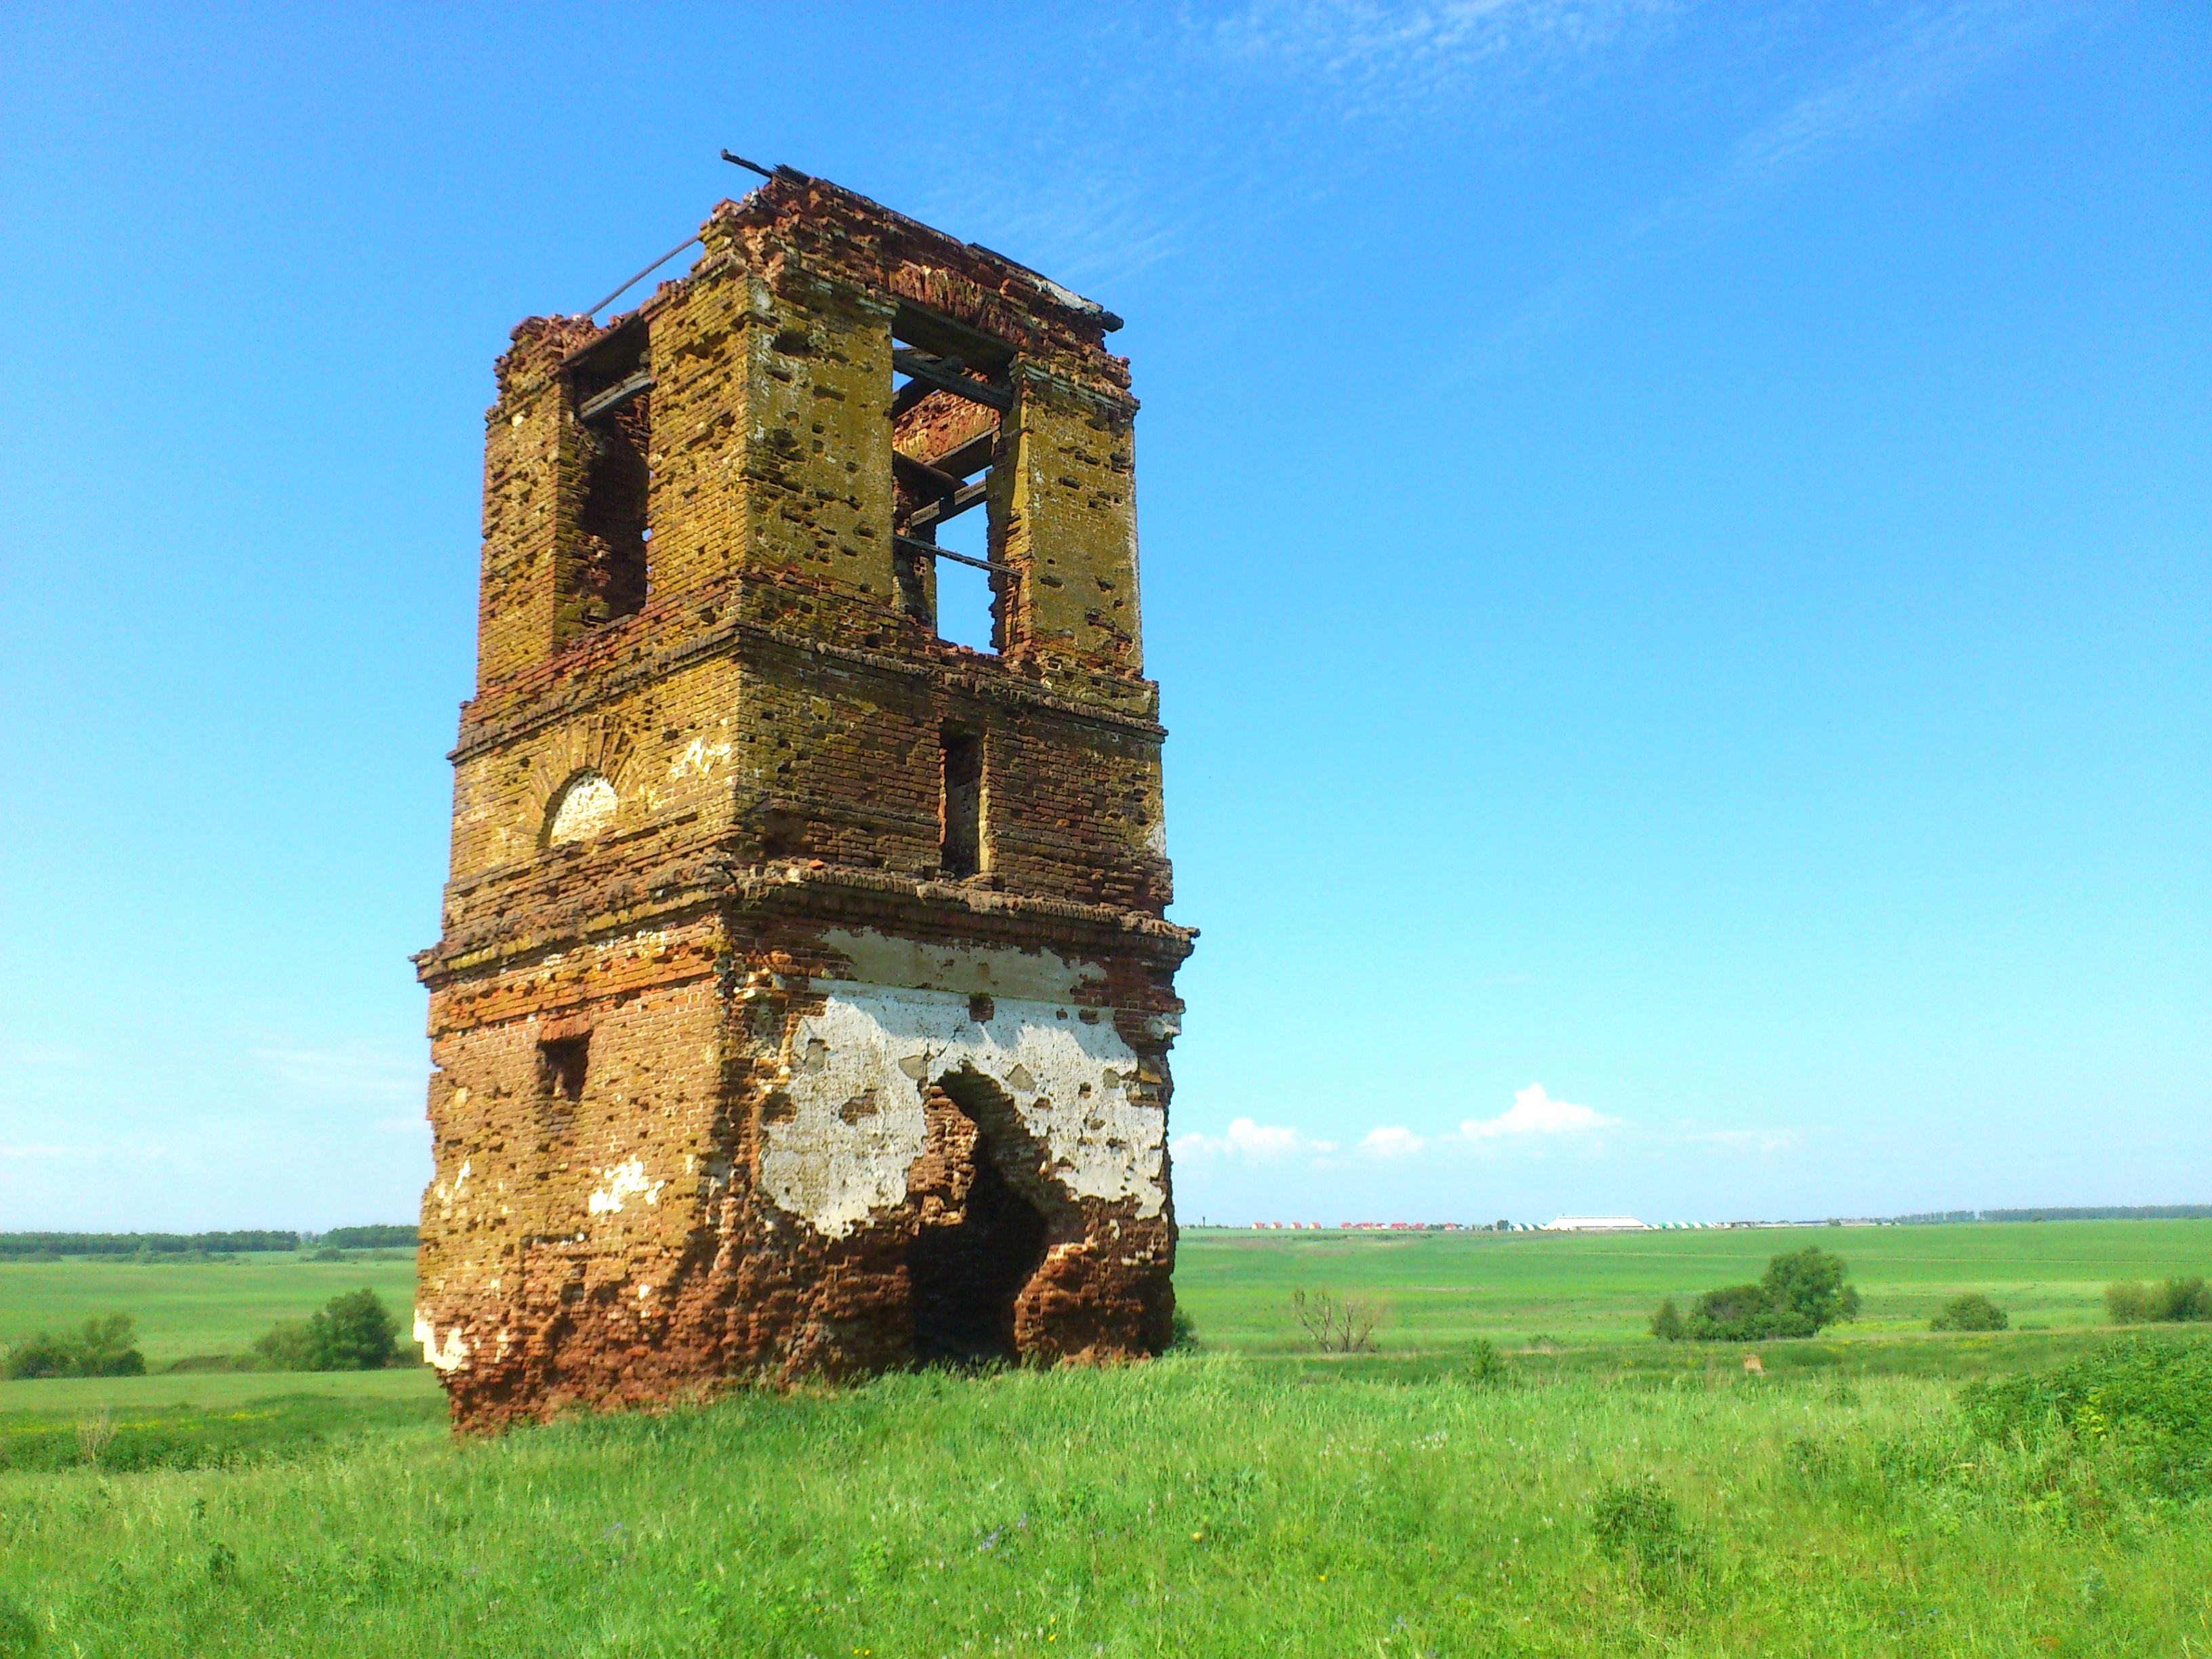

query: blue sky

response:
[1,1,2203,1231]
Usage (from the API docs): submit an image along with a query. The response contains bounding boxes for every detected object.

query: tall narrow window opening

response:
[566,323,653,634]
[941,726,983,878]
[535,1033,589,1137]
[889,305,1012,651]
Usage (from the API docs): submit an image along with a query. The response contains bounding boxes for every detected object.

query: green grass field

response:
[1,1223,2209,1654]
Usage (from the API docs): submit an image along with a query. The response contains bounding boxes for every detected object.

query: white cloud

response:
[1690,1127,1798,1155]
[1174,1117,1339,1161]
[1458,1082,1620,1140]
[1359,1125,1429,1158]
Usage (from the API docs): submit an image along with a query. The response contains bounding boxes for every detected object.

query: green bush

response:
[1589,1478,1696,1575]
[2106,1281,2154,1324]
[2157,1277,2212,1322]
[1961,1336,2212,1498]
[2104,1278,2211,1325]
[3,1312,146,1378]
[1649,1298,1685,1341]
[249,1289,400,1372]
[1931,1292,2008,1332]
[1463,1338,1510,1385]
[1681,1248,1861,1341]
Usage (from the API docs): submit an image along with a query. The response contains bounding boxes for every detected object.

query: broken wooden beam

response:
[905,478,989,532]
[578,370,654,423]
[891,349,1011,412]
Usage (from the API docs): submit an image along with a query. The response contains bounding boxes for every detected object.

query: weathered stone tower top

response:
[415,170,1192,1427]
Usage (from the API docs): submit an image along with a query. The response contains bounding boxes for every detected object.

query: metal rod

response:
[895,533,1017,576]
[720,150,775,180]
[581,235,703,321]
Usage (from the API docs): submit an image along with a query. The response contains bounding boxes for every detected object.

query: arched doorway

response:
[907,1068,1049,1363]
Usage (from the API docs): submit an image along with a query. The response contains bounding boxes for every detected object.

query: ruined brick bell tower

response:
[412,169,1193,1427]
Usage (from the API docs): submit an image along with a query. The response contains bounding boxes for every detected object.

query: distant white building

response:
[1542,1215,1649,1232]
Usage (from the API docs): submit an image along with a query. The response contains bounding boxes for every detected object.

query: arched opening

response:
[907,1069,1048,1364]
[544,771,618,846]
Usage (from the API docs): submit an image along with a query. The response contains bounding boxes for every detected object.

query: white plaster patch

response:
[588,1157,663,1215]
[433,1158,471,1208]
[819,930,1107,1002]
[548,773,618,844]
[414,1311,470,1372]
[667,737,733,781]
[760,982,1163,1239]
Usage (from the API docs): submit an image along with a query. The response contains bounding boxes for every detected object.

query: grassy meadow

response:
[0,1223,2208,1654]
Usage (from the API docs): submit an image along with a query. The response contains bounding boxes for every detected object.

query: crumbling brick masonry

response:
[411,169,1194,1429]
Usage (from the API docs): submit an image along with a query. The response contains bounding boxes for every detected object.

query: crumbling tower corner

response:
[411,171,1193,1428]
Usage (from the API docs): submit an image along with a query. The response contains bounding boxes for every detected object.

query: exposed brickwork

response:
[415,171,1193,1429]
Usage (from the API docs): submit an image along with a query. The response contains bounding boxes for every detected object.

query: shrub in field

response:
[1589,1479,1697,1577]
[251,1288,400,1371]
[2157,1277,2212,1322]
[2104,1279,2211,1326]
[1168,1305,1199,1350]
[1961,1336,2212,1498]
[1931,1293,2009,1332]
[1679,1248,1860,1341]
[1288,1289,1381,1353]
[2106,1282,2154,1324]
[1649,1298,1685,1340]
[3,1311,146,1378]
[1463,1338,1510,1385]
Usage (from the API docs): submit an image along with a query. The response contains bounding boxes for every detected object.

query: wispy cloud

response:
[1500,0,2076,347]
[1717,0,2066,201]
[1359,1125,1429,1157]
[1196,0,1673,125]
[254,1044,426,1105]
[1684,1126,1799,1155]
[1458,1082,1620,1139]
[1174,1117,1340,1161]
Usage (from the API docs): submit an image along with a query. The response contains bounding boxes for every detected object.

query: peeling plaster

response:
[820,929,1108,1002]
[667,737,733,780]
[415,1311,470,1372]
[588,1157,664,1215]
[761,981,1161,1239]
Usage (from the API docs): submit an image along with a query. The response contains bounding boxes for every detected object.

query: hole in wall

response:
[907,1071,1048,1364]
[932,510,997,653]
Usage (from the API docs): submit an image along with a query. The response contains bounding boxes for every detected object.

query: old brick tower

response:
[411,169,1193,1428]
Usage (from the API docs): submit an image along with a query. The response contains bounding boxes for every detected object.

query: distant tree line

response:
[0,1226,418,1260]
[316,1225,417,1250]
[1893,1206,2212,1225]
[0,1231,300,1259]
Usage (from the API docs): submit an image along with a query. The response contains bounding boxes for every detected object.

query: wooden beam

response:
[578,370,653,423]
[891,350,1011,412]
[927,428,998,481]
[905,478,989,533]
[891,449,963,499]
[891,300,1017,370]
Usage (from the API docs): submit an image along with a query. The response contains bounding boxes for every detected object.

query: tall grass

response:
[4,1353,2208,1656]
